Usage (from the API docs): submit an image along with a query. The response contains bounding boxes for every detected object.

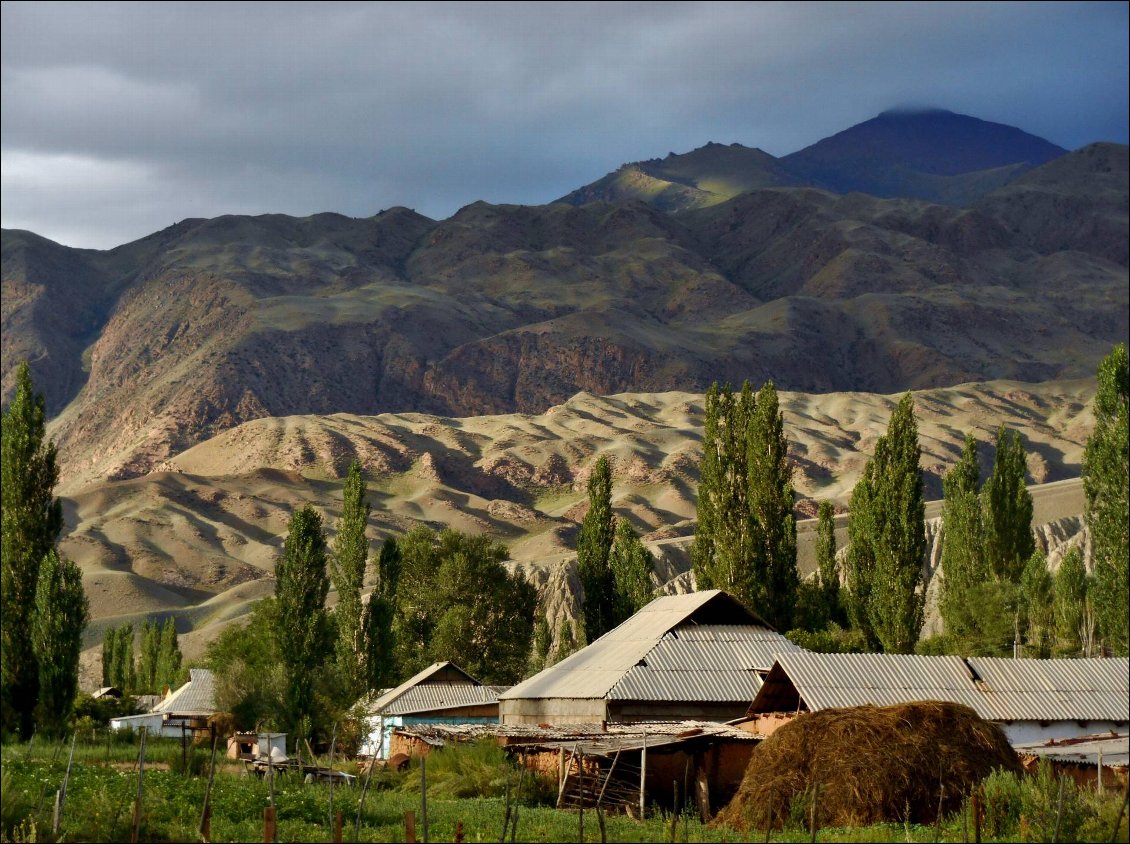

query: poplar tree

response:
[609,519,655,625]
[530,612,552,674]
[138,620,161,692]
[692,383,756,603]
[692,383,722,590]
[32,550,89,737]
[1020,550,1054,658]
[577,455,616,642]
[1054,548,1091,656]
[939,433,986,639]
[331,460,370,696]
[554,620,578,665]
[155,617,182,691]
[982,426,1034,583]
[113,624,135,693]
[275,505,331,738]
[847,393,925,653]
[1,362,63,738]
[815,501,841,625]
[362,537,400,691]
[1084,343,1129,655]
[748,381,797,629]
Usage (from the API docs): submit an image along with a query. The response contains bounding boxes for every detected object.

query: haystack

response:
[714,701,1020,831]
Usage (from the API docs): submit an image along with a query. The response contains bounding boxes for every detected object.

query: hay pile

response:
[714,701,1020,831]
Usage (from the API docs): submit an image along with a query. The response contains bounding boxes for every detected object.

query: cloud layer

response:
[3,1,1127,249]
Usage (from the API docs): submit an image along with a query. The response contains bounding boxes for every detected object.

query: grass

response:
[2,734,1127,843]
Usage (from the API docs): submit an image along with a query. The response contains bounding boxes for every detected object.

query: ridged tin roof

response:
[378,684,508,715]
[754,653,1130,723]
[501,590,796,704]
[157,668,217,715]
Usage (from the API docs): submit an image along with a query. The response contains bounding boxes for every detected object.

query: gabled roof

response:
[156,668,217,716]
[501,590,799,703]
[368,662,491,715]
[750,653,1130,723]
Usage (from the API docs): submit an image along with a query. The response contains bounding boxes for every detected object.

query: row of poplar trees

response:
[1,363,90,739]
[940,344,1128,657]
[101,617,182,695]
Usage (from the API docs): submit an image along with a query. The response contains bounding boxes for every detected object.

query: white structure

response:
[749,653,1129,744]
[110,668,218,737]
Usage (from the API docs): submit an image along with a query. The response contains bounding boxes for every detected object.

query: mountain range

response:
[3,105,1126,669]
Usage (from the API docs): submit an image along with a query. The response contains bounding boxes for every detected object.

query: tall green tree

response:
[939,433,987,640]
[275,505,331,739]
[137,620,161,693]
[815,501,842,626]
[577,455,616,642]
[530,611,552,674]
[692,383,756,604]
[982,426,1034,583]
[846,459,880,647]
[392,527,537,684]
[553,620,579,665]
[1,362,64,738]
[748,381,797,630]
[609,520,655,625]
[31,550,89,737]
[1054,547,1093,656]
[331,460,370,697]
[1083,343,1129,655]
[112,624,135,693]
[155,617,182,692]
[847,393,926,653]
[362,537,400,692]
[1020,550,1055,658]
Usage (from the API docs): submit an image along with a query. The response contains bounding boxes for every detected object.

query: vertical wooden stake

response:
[597,807,607,844]
[328,721,338,838]
[454,820,464,843]
[764,792,774,843]
[670,781,678,844]
[200,726,219,842]
[971,789,981,844]
[355,752,377,843]
[52,790,63,837]
[810,782,820,843]
[404,810,417,843]
[131,726,147,844]
[263,806,277,844]
[510,756,526,844]
[501,770,512,843]
[578,754,584,843]
[333,811,343,844]
[1097,746,1103,793]
[420,755,429,844]
[639,731,647,820]
[54,731,77,835]
[1052,775,1065,844]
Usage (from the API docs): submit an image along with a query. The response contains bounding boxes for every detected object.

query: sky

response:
[2,1,1127,250]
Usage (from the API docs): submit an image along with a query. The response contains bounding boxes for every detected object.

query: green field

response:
[2,733,1127,843]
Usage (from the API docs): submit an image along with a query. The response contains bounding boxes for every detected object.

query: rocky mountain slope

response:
[62,378,1095,672]
[557,109,1069,210]
[3,143,1125,494]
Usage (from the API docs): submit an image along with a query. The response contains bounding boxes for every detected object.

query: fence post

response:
[333,811,343,844]
[131,726,148,844]
[421,755,429,844]
[263,806,277,844]
[810,782,820,843]
[404,810,417,843]
[53,732,77,836]
[639,731,647,819]
[199,725,219,842]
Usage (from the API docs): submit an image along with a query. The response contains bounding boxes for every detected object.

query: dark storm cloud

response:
[2,1,1127,248]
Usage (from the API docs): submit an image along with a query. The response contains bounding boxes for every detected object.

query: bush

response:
[1020,759,1094,843]
[785,623,870,654]
[981,766,1023,837]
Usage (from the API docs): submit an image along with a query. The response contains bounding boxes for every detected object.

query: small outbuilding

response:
[110,668,219,738]
[360,662,507,758]
[500,590,801,725]
[746,653,1129,744]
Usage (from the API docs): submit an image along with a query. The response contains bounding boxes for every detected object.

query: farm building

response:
[745,652,1130,744]
[499,590,801,725]
[360,661,507,758]
[1015,733,1129,791]
[109,668,218,737]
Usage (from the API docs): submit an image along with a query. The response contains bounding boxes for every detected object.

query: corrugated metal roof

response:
[157,668,217,715]
[1014,734,1129,768]
[760,653,1130,724]
[379,684,506,715]
[969,658,1130,721]
[501,591,795,704]
[767,652,988,714]
[368,661,483,714]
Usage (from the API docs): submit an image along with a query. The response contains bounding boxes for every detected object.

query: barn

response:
[499,589,800,725]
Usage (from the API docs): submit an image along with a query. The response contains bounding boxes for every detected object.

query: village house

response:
[360,661,507,759]
[109,668,219,738]
[744,652,1130,744]
[499,589,801,725]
